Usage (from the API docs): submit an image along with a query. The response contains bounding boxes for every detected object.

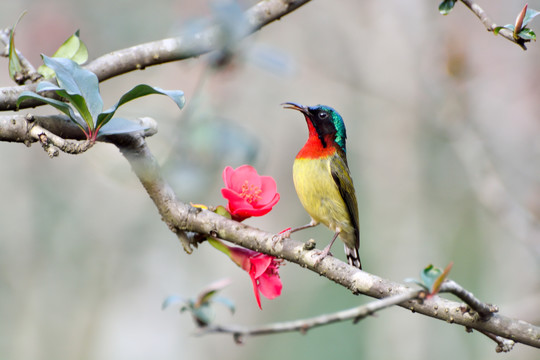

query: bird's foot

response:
[312,245,333,267]
[271,227,292,249]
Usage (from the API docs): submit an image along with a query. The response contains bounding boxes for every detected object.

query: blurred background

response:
[1,0,539,359]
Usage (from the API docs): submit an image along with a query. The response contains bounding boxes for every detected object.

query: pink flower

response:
[221,165,280,222]
[208,239,282,309]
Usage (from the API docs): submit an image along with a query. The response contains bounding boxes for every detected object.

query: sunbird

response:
[281,102,362,269]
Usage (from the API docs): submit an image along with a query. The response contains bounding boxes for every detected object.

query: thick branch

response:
[0,105,538,349]
[0,0,311,111]
[0,114,157,156]
[1,111,538,348]
[113,132,540,349]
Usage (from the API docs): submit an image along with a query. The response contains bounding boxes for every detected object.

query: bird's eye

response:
[319,112,328,119]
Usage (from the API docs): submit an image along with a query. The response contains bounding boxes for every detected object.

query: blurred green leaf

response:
[8,12,26,81]
[439,0,456,15]
[38,30,89,79]
[95,84,185,129]
[162,295,186,310]
[523,8,540,27]
[421,264,442,291]
[404,277,428,290]
[195,278,232,307]
[518,28,536,40]
[419,262,453,296]
[163,279,234,327]
[213,296,235,314]
[493,24,514,36]
[192,303,214,326]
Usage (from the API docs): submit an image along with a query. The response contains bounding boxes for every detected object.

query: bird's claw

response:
[271,228,292,249]
[311,247,333,267]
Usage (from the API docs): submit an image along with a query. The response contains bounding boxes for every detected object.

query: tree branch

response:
[112,130,540,349]
[459,0,528,50]
[0,28,42,84]
[439,280,499,318]
[0,0,311,111]
[0,113,157,156]
[1,111,538,349]
[198,290,423,343]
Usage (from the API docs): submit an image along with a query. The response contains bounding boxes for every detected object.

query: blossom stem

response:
[207,238,231,257]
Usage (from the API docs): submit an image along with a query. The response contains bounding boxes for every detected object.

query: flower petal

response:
[258,176,278,203]
[250,274,262,309]
[229,246,257,271]
[230,165,260,190]
[249,254,273,279]
[222,166,234,188]
[258,272,282,300]
[221,188,249,208]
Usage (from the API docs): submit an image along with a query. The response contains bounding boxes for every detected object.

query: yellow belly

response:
[293,157,355,247]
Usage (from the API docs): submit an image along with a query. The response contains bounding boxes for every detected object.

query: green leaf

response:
[523,8,540,27]
[38,30,89,79]
[404,277,429,290]
[192,303,214,326]
[420,264,442,292]
[493,24,513,36]
[213,296,236,314]
[195,278,232,307]
[16,90,86,130]
[207,238,232,257]
[439,0,456,15]
[161,295,186,310]
[518,28,536,40]
[419,262,453,296]
[41,55,103,123]
[96,117,149,137]
[8,12,27,81]
[36,80,94,130]
[95,84,185,129]
[215,205,232,219]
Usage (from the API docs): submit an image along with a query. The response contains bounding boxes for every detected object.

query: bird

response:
[280,102,362,269]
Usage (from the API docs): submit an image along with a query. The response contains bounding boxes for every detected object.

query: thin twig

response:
[477,329,516,353]
[0,28,42,84]
[440,280,499,318]
[459,0,528,50]
[198,290,422,343]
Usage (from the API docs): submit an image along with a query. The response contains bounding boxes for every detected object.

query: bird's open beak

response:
[282,102,309,115]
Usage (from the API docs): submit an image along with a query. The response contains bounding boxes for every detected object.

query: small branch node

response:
[440,280,497,318]
[303,238,316,250]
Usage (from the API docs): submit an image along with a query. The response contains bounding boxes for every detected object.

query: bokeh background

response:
[1,1,539,359]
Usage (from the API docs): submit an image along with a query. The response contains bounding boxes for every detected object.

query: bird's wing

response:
[330,152,360,247]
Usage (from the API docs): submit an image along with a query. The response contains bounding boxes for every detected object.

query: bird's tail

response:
[344,244,362,269]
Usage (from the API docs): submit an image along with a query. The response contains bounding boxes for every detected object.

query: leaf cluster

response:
[162,279,235,327]
[406,262,453,298]
[17,56,185,142]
